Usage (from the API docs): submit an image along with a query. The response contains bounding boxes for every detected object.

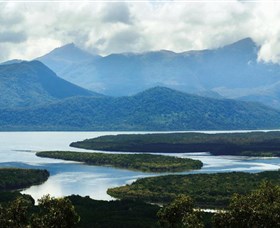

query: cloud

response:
[0,31,27,43]
[104,28,144,53]
[0,44,10,61]
[101,2,132,24]
[0,1,280,64]
[0,4,27,44]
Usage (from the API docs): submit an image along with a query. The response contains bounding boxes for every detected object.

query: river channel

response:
[0,131,279,201]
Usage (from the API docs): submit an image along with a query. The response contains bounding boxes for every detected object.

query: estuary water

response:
[0,131,279,201]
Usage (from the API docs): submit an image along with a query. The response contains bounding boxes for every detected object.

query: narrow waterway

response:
[0,131,279,201]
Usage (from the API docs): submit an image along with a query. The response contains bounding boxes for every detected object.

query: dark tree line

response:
[0,195,79,228]
[158,181,280,228]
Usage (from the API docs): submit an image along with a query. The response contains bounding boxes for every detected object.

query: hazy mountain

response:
[37,38,280,109]
[237,81,280,109]
[37,43,98,69]
[36,43,100,89]
[0,60,100,109]
[0,59,23,65]
[1,87,280,131]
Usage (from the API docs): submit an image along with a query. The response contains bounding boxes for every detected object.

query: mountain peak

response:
[0,60,99,109]
[37,43,97,63]
[135,86,188,98]
[0,59,23,66]
[57,42,76,51]
[36,43,100,78]
[222,37,258,51]
[139,86,174,94]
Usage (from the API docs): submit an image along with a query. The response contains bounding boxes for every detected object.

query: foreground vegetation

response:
[0,168,49,191]
[0,194,79,228]
[158,181,280,228]
[1,182,279,228]
[213,181,280,228]
[68,195,160,228]
[71,131,280,156]
[107,170,280,208]
[0,191,160,228]
[157,194,204,228]
[0,193,160,228]
[36,151,202,172]
[0,167,277,227]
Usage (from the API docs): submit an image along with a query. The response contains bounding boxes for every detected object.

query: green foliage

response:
[212,181,280,228]
[0,61,94,110]
[0,196,33,228]
[68,195,160,228]
[0,191,33,204]
[107,170,280,208]
[0,168,49,191]
[31,195,80,228]
[0,195,79,228]
[157,195,204,228]
[71,131,280,156]
[36,151,202,173]
[1,86,280,131]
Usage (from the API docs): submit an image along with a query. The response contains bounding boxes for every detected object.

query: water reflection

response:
[0,131,279,201]
[21,163,156,201]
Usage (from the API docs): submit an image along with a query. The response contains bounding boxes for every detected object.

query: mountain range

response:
[37,38,280,109]
[37,43,101,91]
[1,37,280,130]
[1,86,280,131]
[0,61,100,109]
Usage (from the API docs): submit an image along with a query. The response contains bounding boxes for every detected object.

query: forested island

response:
[36,151,202,172]
[71,131,280,156]
[0,168,49,191]
[107,170,280,208]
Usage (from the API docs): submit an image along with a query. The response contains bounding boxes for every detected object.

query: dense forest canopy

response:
[107,170,280,208]
[36,151,202,173]
[71,131,280,156]
[0,168,49,191]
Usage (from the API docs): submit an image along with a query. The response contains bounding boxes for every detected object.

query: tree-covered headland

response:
[0,168,49,191]
[36,151,203,172]
[71,131,280,156]
[107,170,280,208]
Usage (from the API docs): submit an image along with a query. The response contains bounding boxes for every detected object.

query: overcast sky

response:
[0,1,280,63]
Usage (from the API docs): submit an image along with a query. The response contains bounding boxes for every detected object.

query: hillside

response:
[1,87,280,130]
[0,60,100,109]
[0,59,23,65]
[37,43,100,89]
[37,38,280,109]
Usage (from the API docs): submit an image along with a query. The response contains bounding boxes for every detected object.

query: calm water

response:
[0,131,279,201]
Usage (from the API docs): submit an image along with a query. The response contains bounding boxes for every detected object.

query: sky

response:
[1,0,280,63]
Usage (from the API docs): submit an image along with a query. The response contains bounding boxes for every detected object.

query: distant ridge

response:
[36,38,280,110]
[0,59,23,65]
[1,86,280,131]
[36,43,100,90]
[37,43,97,63]
[220,37,257,52]
[0,60,101,109]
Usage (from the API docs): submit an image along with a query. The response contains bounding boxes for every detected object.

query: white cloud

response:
[0,1,280,63]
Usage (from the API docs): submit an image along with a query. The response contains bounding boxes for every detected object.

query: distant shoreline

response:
[70,131,280,157]
[36,151,203,173]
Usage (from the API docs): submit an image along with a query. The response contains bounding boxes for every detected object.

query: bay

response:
[0,131,279,201]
